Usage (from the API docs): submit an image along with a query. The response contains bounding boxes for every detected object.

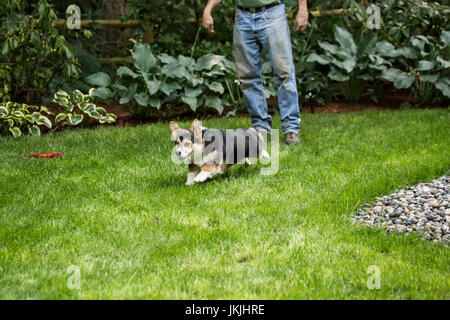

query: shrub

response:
[0,0,80,104]
[307,26,391,102]
[380,30,450,105]
[53,89,117,126]
[88,42,240,117]
[0,102,52,138]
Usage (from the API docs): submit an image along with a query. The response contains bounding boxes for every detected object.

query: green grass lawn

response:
[0,109,449,299]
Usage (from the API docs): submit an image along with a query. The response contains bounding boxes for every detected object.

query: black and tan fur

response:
[170,119,269,186]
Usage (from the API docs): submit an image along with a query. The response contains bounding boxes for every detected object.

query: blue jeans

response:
[233,3,300,134]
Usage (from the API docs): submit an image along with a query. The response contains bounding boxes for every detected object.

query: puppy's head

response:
[170,119,203,162]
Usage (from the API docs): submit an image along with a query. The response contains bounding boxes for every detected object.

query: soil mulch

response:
[41,92,436,132]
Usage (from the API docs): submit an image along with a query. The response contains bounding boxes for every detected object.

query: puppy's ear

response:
[189,119,202,142]
[170,121,181,132]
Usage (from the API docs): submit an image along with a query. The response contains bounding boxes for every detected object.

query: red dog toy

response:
[24,152,64,158]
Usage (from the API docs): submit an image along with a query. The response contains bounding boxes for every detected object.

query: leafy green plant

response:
[52,89,117,126]
[307,26,391,102]
[89,42,237,116]
[380,31,450,105]
[0,0,81,103]
[0,102,52,138]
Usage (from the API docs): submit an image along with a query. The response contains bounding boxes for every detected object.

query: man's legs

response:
[233,13,272,133]
[258,6,300,135]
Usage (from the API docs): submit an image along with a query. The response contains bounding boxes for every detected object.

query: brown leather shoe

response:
[285,132,300,145]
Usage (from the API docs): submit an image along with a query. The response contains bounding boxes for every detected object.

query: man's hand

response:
[295,2,308,32]
[202,11,215,34]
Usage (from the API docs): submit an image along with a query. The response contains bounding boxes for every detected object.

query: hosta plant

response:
[306,26,392,102]
[88,42,237,117]
[0,102,52,138]
[380,31,450,105]
[52,89,117,126]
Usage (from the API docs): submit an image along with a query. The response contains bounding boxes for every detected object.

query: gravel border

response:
[353,176,450,245]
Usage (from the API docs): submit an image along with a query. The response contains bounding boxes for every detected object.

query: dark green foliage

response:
[88,42,240,117]
[0,0,81,104]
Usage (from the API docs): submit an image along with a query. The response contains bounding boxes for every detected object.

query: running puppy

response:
[170,119,269,186]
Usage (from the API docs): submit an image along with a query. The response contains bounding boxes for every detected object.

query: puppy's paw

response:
[193,171,212,183]
[185,180,195,186]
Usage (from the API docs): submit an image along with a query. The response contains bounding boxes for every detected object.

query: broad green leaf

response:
[178,55,196,70]
[396,47,417,59]
[439,77,450,86]
[144,78,161,95]
[184,86,203,97]
[24,114,35,124]
[205,96,223,114]
[161,62,190,79]
[420,74,438,83]
[92,87,113,100]
[436,56,450,69]
[196,54,225,71]
[96,107,107,114]
[381,69,415,89]
[181,96,198,111]
[264,86,277,99]
[119,83,138,104]
[117,66,139,78]
[134,92,149,107]
[9,127,21,138]
[306,53,330,65]
[87,110,101,119]
[416,60,435,71]
[159,53,178,64]
[28,125,41,136]
[68,113,84,126]
[332,57,356,73]
[11,110,24,118]
[86,72,111,87]
[357,35,377,57]
[148,98,161,110]
[206,82,224,94]
[160,82,181,96]
[334,26,356,54]
[187,74,204,87]
[0,106,8,118]
[83,103,95,112]
[435,80,450,98]
[73,89,85,104]
[318,41,339,55]
[328,69,350,82]
[55,113,67,123]
[36,116,52,128]
[376,41,399,57]
[262,62,272,74]
[440,31,450,47]
[132,43,156,73]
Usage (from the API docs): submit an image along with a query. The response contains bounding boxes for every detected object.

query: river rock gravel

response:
[352,176,450,245]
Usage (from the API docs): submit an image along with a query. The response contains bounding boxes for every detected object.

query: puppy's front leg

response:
[193,164,226,184]
[186,165,200,186]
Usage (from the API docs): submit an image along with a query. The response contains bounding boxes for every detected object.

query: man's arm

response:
[295,0,308,32]
[202,0,222,34]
